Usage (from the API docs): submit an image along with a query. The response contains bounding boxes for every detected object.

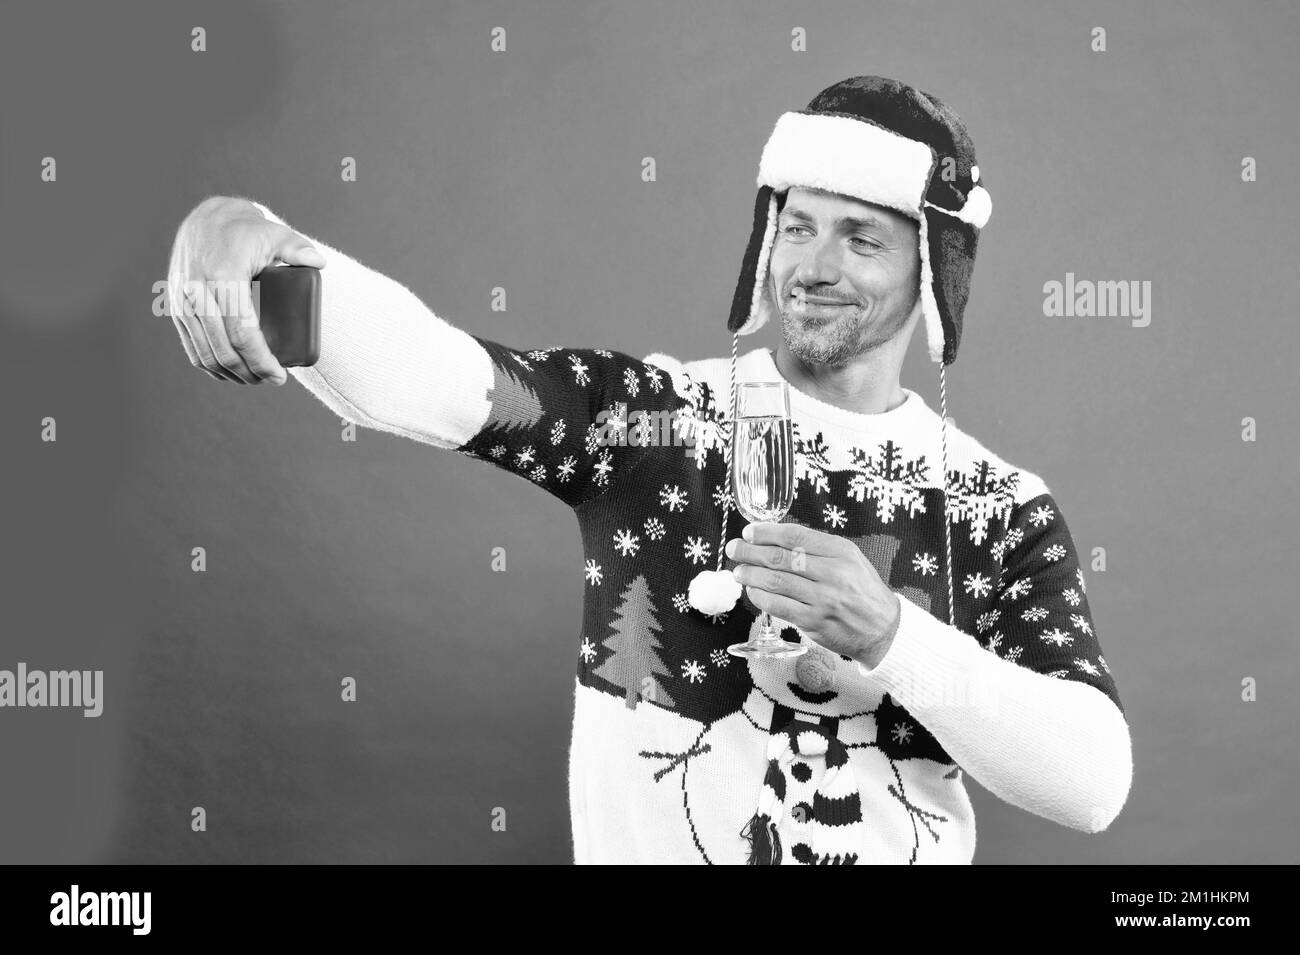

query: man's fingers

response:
[745,587,814,631]
[194,284,258,384]
[228,280,287,385]
[171,313,200,364]
[725,539,825,579]
[743,521,841,556]
[733,564,818,605]
[178,294,240,382]
[272,228,326,268]
[172,315,223,381]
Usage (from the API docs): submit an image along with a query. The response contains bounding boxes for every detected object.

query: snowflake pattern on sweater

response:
[455,338,1123,864]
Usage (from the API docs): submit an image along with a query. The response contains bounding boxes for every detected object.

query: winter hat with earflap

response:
[687,74,992,634]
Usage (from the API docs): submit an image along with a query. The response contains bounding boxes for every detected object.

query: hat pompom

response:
[958,184,992,229]
[688,568,742,615]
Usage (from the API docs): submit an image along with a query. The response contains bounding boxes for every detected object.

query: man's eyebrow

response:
[780,206,892,233]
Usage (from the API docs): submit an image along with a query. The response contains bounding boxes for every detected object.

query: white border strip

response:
[757,111,933,216]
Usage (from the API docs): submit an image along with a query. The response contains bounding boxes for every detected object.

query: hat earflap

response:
[917,207,947,365]
[727,187,781,336]
[920,204,980,366]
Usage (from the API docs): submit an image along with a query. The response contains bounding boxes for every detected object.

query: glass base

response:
[727,639,808,660]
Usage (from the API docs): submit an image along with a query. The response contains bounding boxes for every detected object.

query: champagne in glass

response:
[728,381,807,659]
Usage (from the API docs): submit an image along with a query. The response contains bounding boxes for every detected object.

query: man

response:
[166,75,1132,864]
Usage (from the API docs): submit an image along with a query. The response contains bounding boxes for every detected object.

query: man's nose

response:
[792,236,842,289]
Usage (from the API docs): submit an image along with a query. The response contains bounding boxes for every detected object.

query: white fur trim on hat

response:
[736,192,780,336]
[917,210,946,364]
[757,111,933,217]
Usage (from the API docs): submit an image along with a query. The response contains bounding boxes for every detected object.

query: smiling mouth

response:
[787,681,838,705]
[791,301,849,319]
[790,293,853,312]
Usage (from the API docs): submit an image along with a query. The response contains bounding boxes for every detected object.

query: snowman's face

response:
[746,616,887,719]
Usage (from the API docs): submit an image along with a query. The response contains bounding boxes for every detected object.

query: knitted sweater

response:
[253,202,1133,865]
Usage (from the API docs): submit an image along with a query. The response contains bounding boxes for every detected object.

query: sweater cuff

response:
[854,591,1133,833]
[856,591,989,705]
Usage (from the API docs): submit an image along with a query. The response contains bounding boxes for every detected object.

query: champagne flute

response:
[728,381,807,660]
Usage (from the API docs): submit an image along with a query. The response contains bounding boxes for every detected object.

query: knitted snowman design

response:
[674,615,964,865]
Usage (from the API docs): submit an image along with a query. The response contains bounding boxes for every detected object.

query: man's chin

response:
[783,304,842,329]
[782,321,857,366]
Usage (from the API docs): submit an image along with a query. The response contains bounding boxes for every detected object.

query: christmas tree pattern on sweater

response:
[455,338,1122,864]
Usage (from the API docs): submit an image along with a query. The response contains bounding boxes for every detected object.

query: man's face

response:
[768,187,921,367]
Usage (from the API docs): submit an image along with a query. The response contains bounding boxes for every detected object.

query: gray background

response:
[1,0,1297,864]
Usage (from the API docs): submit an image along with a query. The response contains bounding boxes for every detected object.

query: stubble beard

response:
[778,295,869,369]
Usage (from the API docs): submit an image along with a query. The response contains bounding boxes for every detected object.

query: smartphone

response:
[251,264,321,367]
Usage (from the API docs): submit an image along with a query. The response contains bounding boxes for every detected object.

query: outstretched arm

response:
[165,196,686,507]
[249,200,501,451]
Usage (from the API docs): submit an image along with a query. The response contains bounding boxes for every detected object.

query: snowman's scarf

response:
[740,717,864,865]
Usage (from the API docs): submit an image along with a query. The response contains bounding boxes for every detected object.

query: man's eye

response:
[782,224,810,235]
[850,237,880,249]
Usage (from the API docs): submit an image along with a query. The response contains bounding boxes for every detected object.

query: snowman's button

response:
[790,843,815,864]
[792,801,815,825]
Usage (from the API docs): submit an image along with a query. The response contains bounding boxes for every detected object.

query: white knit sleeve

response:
[858,593,1134,834]
[250,200,494,450]
[246,200,686,508]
